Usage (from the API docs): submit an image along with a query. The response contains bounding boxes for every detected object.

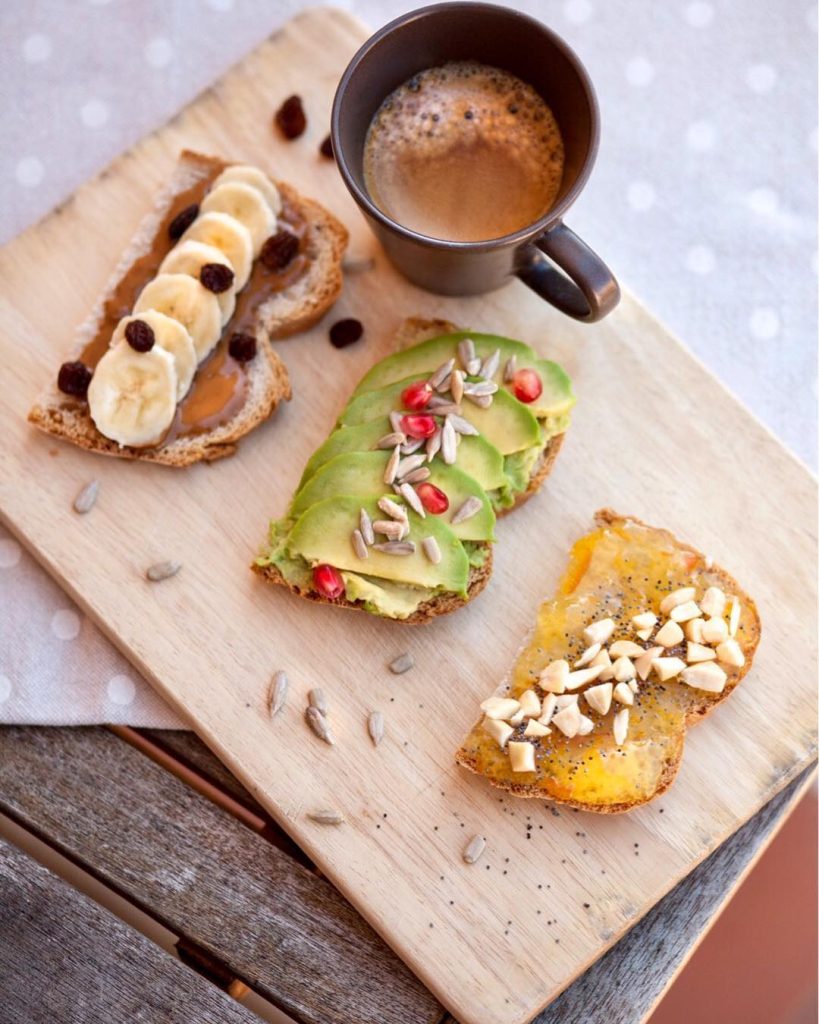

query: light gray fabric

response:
[0,0,816,726]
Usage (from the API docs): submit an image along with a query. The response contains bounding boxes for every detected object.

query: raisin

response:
[319,134,334,159]
[260,229,299,270]
[274,95,307,140]
[124,319,155,352]
[228,331,257,362]
[168,203,199,240]
[57,361,92,399]
[200,262,235,293]
[329,318,363,349]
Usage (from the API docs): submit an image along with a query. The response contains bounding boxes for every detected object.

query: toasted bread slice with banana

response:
[456,510,761,810]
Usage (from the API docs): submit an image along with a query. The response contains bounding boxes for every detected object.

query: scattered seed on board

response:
[422,536,442,564]
[480,349,500,380]
[145,560,181,582]
[305,705,334,744]
[268,671,288,716]
[378,496,407,522]
[429,358,455,390]
[341,255,375,274]
[448,413,479,436]
[450,369,464,404]
[308,687,328,714]
[359,507,375,545]
[376,431,405,449]
[367,710,385,747]
[458,338,476,368]
[384,445,401,484]
[503,355,517,382]
[73,479,100,514]
[401,466,431,484]
[452,496,483,525]
[399,482,425,517]
[352,529,369,559]
[389,652,415,674]
[308,809,345,825]
[463,834,486,865]
[372,541,416,555]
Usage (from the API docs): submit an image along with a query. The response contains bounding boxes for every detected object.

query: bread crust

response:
[28,151,348,466]
[455,509,762,812]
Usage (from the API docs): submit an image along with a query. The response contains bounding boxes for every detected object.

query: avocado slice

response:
[352,331,574,420]
[283,495,470,592]
[299,421,508,494]
[338,374,542,456]
[291,451,496,541]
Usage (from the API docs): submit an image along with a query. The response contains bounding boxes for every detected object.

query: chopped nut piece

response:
[729,598,741,637]
[660,587,697,615]
[584,683,613,715]
[655,620,684,648]
[574,642,601,668]
[577,715,594,736]
[680,662,727,693]
[583,617,616,646]
[508,741,536,772]
[463,834,486,864]
[635,628,653,641]
[612,656,636,682]
[636,646,663,680]
[538,659,569,694]
[685,617,705,643]
[609,640,645,658]
[551,703,582,738]
[509,709,525,726]
[652,656,686,681]
[631,611,657,631]
[686,641,716,663]
[555,694,579,709]
[483,717,514,748]
[700,586,726,618]
[670,600,701,623]
[590,648,614,680]
[524,718,551,738]
[518,689,541,719]
[628,678,639,694]
[613,708,629,746]
[480,696,521,720]
[566,665,606,690]
[702,616,728,644]
[613,682,634,706]
[539,693,558,725]
[716,638,745,667]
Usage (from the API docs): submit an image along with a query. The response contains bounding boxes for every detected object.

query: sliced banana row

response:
[88,163,281,448]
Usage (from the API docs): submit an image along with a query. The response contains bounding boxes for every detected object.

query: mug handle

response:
[516,221,620,322]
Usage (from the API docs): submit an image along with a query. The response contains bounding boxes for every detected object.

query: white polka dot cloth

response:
[0,0,816,726]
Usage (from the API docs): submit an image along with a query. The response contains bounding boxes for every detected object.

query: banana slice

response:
[133,273,222,362]
[88,341,177,447]
[212,164,282,214]
[159,240,236,325]
[181,211,253,289]
[111,310,197,401]
[200,182,276,258]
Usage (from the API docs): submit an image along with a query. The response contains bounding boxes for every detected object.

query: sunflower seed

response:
[463,834,486,865]
[503,355,517,382]
[389,652,415,674]
[378,496,408,522]
[434,372,452,394]
[422,536,442,564]
[267,670,288,716]
[359,507,375,545]
[372,541,416,555]
[384,444,401,484]
[450,369,464,404]
[426,428,442,461]
[458,338,476,369]
[308,808,345,825]
[373,519,405,540]
[305,705,334,744]
[352,529,369,559]
[441,418,457,464]
[73,479,100,514]
[308,687,328,714]
[341,255,375,274]
[466,393,493,409]
[466,357,482,376]
[399,482,425,517]
[145,560,181,582]
[375,431,406,449]
[463,379,498,396]
[400,437,426,455]
[389,410,404,433]
[448,413,479,436]
[427,400,461,416]
[429,358,455,390]
[397,453,426,478]
[367,710,385,746]
[401,466,431,484]
[452,496,483,525]
[480,348,500,380]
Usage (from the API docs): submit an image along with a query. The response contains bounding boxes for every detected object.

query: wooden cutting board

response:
[0,9,815,1023]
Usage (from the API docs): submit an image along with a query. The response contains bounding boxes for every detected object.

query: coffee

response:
[363,61,564,243]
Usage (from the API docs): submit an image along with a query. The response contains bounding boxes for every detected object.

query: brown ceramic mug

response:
[331,1,620,322]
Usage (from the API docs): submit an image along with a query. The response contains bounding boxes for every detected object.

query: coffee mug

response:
[331,1,620,322]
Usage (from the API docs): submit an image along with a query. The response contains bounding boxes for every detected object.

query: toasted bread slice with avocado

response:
[456,510,761,810]
[253,318,572,621]
[28,150,347,466]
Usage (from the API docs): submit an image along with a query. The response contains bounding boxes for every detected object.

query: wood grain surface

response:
[0,9,815,1024]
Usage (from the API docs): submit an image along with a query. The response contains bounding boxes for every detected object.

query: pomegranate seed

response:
[416,482,449,514]
[313,564,345,600]
[401,380,433,410]
[511,368,543,404]
[401,414,437,439]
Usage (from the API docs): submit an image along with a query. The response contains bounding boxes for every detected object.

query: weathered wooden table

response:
[0,725,813,1024]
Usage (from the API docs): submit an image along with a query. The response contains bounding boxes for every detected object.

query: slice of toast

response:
[28,150,348,466]
[456,509,762,811]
